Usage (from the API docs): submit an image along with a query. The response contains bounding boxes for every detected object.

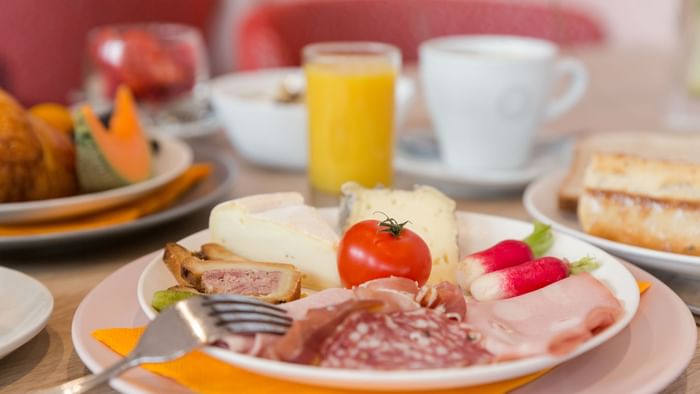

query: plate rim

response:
[70,247,695,394]
[0,266,54,359]
[135,210,640,390]
[0,132,193,224]
[523,170,700,270]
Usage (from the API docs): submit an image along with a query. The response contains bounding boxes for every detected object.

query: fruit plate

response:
[135,209,640,391]
[0,133,192,225]
[524,170,700,279]
[0,149,233,251]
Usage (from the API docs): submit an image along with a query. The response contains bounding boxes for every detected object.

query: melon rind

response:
[74,111,133,192]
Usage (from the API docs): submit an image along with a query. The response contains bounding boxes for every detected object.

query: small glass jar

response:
[84,23,211,132]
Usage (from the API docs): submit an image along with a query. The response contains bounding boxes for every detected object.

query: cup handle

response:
[545,57,588,120]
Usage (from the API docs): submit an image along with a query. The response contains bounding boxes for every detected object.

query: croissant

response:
[0,89,78,202]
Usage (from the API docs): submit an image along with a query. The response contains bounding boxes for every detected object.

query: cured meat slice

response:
[272,299,382,364]
[359,277,420,295]
[434,281,467,321]
[465,273,622,359]
[319,308,491,369]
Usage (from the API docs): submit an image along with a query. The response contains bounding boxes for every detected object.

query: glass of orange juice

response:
[303,42,401,194]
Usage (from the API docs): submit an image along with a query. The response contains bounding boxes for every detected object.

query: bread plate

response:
[136,209,639,391]
[0,133,192,225]
[524,170,700,278]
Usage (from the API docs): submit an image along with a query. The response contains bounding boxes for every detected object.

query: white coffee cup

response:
[419,35,587,171]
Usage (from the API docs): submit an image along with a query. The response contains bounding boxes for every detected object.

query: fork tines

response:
[202,294,293,335]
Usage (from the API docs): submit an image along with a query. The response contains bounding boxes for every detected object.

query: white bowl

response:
[210,67,415,169]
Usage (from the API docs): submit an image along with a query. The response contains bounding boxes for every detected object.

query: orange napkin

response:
[93,327,547,394]
[0,163,212,236]
[637,281,651,294]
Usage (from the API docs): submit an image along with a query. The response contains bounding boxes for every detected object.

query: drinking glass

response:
[84,23,211,133]
[304,42,401,194]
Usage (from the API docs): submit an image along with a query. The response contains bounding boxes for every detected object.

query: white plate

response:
[0,150,234,251]
[71,252,694,394]
[394,132,572,196]
[136,210,639,391]
[524,170,700,279]
[0,133,193,225]
[0,266,53,359]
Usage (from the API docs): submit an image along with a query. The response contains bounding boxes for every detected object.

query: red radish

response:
[455,221,553,289]
[470,256,599,301]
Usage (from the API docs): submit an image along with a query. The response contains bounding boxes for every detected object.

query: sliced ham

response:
[465,273,622,360]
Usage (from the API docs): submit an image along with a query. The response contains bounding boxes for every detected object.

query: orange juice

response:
[306,62,396,194]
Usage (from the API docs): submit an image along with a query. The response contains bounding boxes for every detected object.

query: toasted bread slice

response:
[163,242,301,303]
[558,131,700,211]
[578,153,700,256]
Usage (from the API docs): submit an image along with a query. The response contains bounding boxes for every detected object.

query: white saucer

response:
[394,132,572,196]
[0,266,53,359]
[71,252,695,394]
[0,133,192,225]
[524,170,700,278]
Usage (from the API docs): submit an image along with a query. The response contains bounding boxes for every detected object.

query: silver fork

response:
[35,295,291,394]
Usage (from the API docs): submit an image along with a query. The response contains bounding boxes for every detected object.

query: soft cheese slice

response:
[209,193,341,290]
[339,183,459,284]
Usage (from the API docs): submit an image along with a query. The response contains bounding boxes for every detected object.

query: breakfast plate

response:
[524,170,700,279]
[0,151,234,251]
[0,266,54,359]
[394,132,572,196]
[71,243,694,394]
[0,133,192,225]
[134,210,639,391]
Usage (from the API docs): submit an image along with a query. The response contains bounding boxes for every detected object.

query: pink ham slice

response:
[465,273,623,360]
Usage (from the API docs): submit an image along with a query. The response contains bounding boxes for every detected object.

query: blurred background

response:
[0,0,682,105]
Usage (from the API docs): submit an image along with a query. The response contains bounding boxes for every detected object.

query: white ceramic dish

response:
[0,133,193,225]
[0,266,54,359]
[209,67,415,169]
[72,253,694,394]
[136,209,639,391]
[0,150,233,251]
[524,170,700,279]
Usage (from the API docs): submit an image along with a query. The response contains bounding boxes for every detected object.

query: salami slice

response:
[319,308,491,370]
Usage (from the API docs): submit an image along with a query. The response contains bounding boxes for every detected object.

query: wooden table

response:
[1,47,698,393]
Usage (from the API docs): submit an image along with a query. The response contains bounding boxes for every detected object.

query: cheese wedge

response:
[209,193,341,290]
[339,183,459,284]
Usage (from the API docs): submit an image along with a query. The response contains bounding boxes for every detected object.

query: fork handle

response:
[34,355,142,394]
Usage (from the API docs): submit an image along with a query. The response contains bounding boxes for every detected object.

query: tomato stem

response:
[375,212,408,238]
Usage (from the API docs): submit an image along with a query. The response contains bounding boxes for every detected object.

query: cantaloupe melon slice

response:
[74,86,152,192]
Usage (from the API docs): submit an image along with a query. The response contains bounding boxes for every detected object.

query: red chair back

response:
[237,0,604,70]
[0,0,217,105]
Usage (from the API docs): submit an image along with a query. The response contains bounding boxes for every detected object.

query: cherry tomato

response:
[338,217,432,287]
